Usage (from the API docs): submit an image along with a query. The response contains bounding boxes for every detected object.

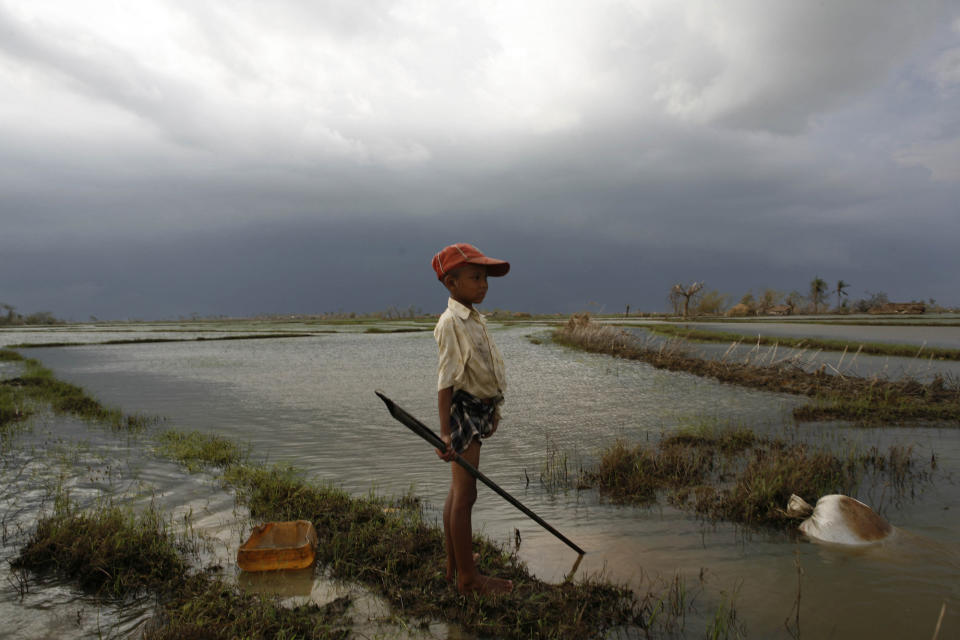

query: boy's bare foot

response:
[446,552,482,584]
[459,574,514,595]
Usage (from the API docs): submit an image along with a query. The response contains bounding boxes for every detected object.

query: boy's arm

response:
[437,386,455,461]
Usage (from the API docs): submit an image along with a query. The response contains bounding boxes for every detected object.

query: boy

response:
[431,242,514,595]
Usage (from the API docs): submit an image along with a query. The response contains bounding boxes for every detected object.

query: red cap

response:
[432,243,510,281]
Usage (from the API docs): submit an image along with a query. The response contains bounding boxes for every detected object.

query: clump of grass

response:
[0,384,30,430]
[0,348,25,361]
[553,315,960,425]
[2,359,152,430]
[156,429,247,471]
[686,442,860,526]
[13,492,187,598]
[581,419,757,504]
[221,463,644,639]
[662,418,758,454]
[585,427,926,529]
[583,440,714,503]
[706,586,747,640]
[539,444,579,491]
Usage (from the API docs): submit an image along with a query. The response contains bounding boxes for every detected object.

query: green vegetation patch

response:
[582,428,924,528]
[221,463,643,639]
[0,384,30,433]
[0,348,25,361]
[583,440,715,503]
[1,359,151,430]
[1,350,30,429]
[13,494,187,598]
[795,389,960,423]
[646,324,960,361]
[156,429,247,471]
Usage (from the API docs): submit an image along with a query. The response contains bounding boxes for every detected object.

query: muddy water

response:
[2,323,959,638]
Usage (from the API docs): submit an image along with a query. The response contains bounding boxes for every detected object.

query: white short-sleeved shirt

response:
[434,298,506,408]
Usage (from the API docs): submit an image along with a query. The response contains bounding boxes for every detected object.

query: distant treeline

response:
[665,279,955,319]
[0,303,63,326]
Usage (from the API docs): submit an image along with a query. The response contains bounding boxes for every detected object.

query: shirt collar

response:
[447,297,482,321]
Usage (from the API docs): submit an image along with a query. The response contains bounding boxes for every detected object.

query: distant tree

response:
[25,311,58,325]
[809,276,828,313]
[739,292,757,315]
[696,290,730,316]
[854,291,889,313]
[0,303,23,325]
[670,281,704,318]
[668,288,683,316]
[834,280,850,310]
[758,288,782,315]
[785,290,806,314]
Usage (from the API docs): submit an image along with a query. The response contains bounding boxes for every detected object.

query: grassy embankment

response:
[156,434,649,640]
[553,315,960,424]
[0,348,151,431]
[654,316,960,327]
[567,419,924,527]
[6,333,322,349]
[3,349,666,640]
[646,324,960,361]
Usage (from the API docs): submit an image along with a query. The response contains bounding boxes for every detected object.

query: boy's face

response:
[446,263,488,306]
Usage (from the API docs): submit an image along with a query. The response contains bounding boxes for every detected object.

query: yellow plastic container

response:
[237,520,318,572]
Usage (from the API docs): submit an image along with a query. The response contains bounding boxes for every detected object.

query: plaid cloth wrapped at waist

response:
[449,389,503,454]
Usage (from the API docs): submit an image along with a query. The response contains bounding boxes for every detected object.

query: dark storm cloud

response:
[1,1,958,319]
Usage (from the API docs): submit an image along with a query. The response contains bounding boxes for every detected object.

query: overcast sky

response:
[1,1,958,320]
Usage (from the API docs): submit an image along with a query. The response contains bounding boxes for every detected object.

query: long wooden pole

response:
[375,390,585,556]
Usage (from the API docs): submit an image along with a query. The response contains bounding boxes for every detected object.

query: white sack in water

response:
[787,494,893,545]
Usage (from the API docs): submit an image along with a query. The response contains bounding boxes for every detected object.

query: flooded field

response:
[2,320,959,638]
[622,320,960,382]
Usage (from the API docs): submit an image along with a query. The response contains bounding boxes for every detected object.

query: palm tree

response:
[835,280,850,310]
[809,277,828,314]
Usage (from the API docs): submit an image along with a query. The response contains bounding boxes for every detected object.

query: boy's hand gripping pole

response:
[375,390,585,556]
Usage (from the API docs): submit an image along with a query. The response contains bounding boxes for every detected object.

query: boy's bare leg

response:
[444,492,481,583]
[443,487,456,582]
[449,439,513,594]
